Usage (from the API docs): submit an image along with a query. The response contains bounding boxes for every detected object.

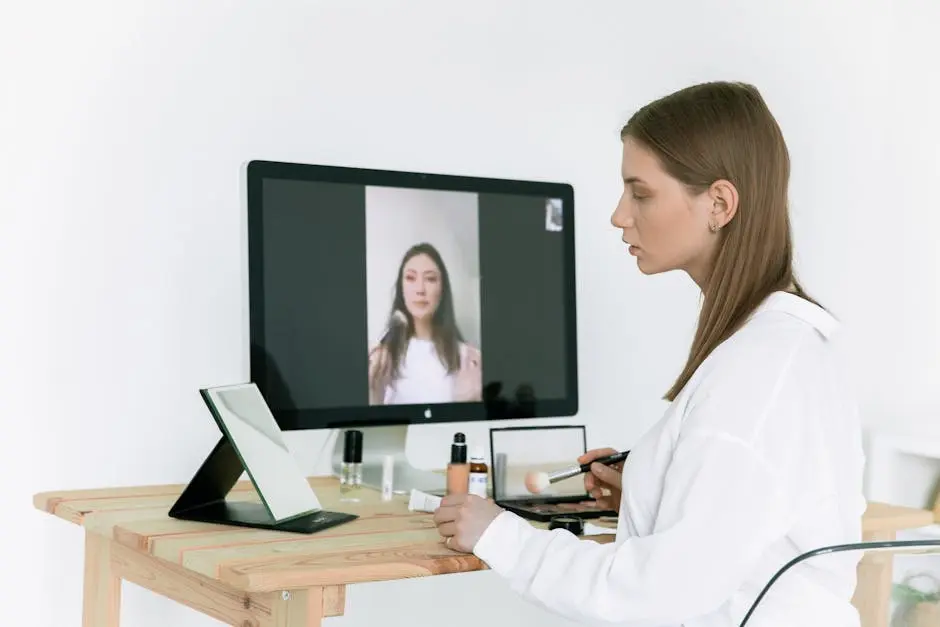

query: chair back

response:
[740,539,940,627]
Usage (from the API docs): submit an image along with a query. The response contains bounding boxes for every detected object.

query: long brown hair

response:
[621,81,820,401]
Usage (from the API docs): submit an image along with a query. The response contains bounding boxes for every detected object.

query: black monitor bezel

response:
[246,159,579,431]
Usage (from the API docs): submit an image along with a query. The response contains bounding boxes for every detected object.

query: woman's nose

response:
[611,203,634,229]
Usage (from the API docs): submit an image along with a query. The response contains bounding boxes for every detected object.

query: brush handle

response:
[578,450,629,473]
[546,450,630,484]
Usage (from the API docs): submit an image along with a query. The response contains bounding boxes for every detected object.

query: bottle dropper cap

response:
[451,432,467,464]
[470,446,485,462]
[344,430,363,463]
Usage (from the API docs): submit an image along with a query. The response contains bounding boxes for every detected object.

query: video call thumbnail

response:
[253,177,571,415]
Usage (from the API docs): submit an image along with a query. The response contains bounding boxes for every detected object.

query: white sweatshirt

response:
[473,291,867,627]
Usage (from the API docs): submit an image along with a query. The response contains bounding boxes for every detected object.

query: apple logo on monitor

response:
[424,408,432,419]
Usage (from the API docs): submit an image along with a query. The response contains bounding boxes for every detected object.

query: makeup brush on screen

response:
[380,310,407,341]
[524,450,629,494]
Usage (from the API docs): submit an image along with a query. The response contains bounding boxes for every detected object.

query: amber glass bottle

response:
[468,446,488,498]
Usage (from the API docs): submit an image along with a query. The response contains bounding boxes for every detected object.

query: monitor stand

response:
[170,435,359,534]
[330,425,446,495]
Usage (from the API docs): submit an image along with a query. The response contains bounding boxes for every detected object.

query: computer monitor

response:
[244,160,578,492]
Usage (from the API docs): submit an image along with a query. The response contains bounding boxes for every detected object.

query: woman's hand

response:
[367,344,390,405]
[579,447,624,513]
[433,493,504,553]
[454,345,482,402]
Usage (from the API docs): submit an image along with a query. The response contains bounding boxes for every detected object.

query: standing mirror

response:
[169,382,358,534]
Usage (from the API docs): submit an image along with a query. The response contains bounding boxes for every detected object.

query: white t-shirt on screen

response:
[383,338,457,405]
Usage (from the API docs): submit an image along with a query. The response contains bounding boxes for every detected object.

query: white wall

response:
[3,1,938,626]
[365,186,481,349]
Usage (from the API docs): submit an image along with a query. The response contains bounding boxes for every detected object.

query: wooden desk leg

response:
[267,588,324,627]
[321,586,346,618]
[79,531,344,627]
[852,530,894,627]
[82,531,121,627]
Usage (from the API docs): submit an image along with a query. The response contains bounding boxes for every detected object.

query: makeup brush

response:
[524,450,629,494]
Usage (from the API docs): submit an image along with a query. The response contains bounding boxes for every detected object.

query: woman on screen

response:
[368,242,482,405]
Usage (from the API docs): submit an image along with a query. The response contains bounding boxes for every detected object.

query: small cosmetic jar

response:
[548,515,584,536]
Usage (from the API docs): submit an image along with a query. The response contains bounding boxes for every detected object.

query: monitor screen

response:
[246,160,578,430]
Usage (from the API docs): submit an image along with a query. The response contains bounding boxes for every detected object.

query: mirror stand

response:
[170,435,358,533]
[169,384,359,535]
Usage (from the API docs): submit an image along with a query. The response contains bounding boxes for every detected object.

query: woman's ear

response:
[708,179,739,229]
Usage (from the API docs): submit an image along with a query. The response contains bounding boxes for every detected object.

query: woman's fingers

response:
[586,473,621,494]
[578,447,618,466]
[591,462,623,490]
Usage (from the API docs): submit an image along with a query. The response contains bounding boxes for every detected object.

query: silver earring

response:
[710,200,723,233]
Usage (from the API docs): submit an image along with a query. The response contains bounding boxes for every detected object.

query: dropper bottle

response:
[340,430,363,501]
[468,446,488,498]
[446,432,469,495]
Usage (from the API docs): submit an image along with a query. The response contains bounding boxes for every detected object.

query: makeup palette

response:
[489,425,619,523]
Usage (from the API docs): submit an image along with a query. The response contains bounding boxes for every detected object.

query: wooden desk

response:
[34,477,932,627]
[34,476,614,627]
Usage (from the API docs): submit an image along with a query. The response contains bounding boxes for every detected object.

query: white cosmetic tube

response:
[408,489,442,513]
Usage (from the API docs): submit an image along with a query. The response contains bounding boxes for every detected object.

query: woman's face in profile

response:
[610,136,712,277]
[401,253,442,320]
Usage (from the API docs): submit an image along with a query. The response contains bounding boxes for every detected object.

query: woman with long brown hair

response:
[368,242,481,405]
[433,82,865,626]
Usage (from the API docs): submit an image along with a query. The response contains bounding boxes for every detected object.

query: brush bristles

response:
[524,471,551,494]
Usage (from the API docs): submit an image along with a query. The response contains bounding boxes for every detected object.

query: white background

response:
[365,185,481,349]
[2,1,939,626]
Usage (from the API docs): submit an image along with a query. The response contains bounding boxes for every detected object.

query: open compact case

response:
[489,425,618,522]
